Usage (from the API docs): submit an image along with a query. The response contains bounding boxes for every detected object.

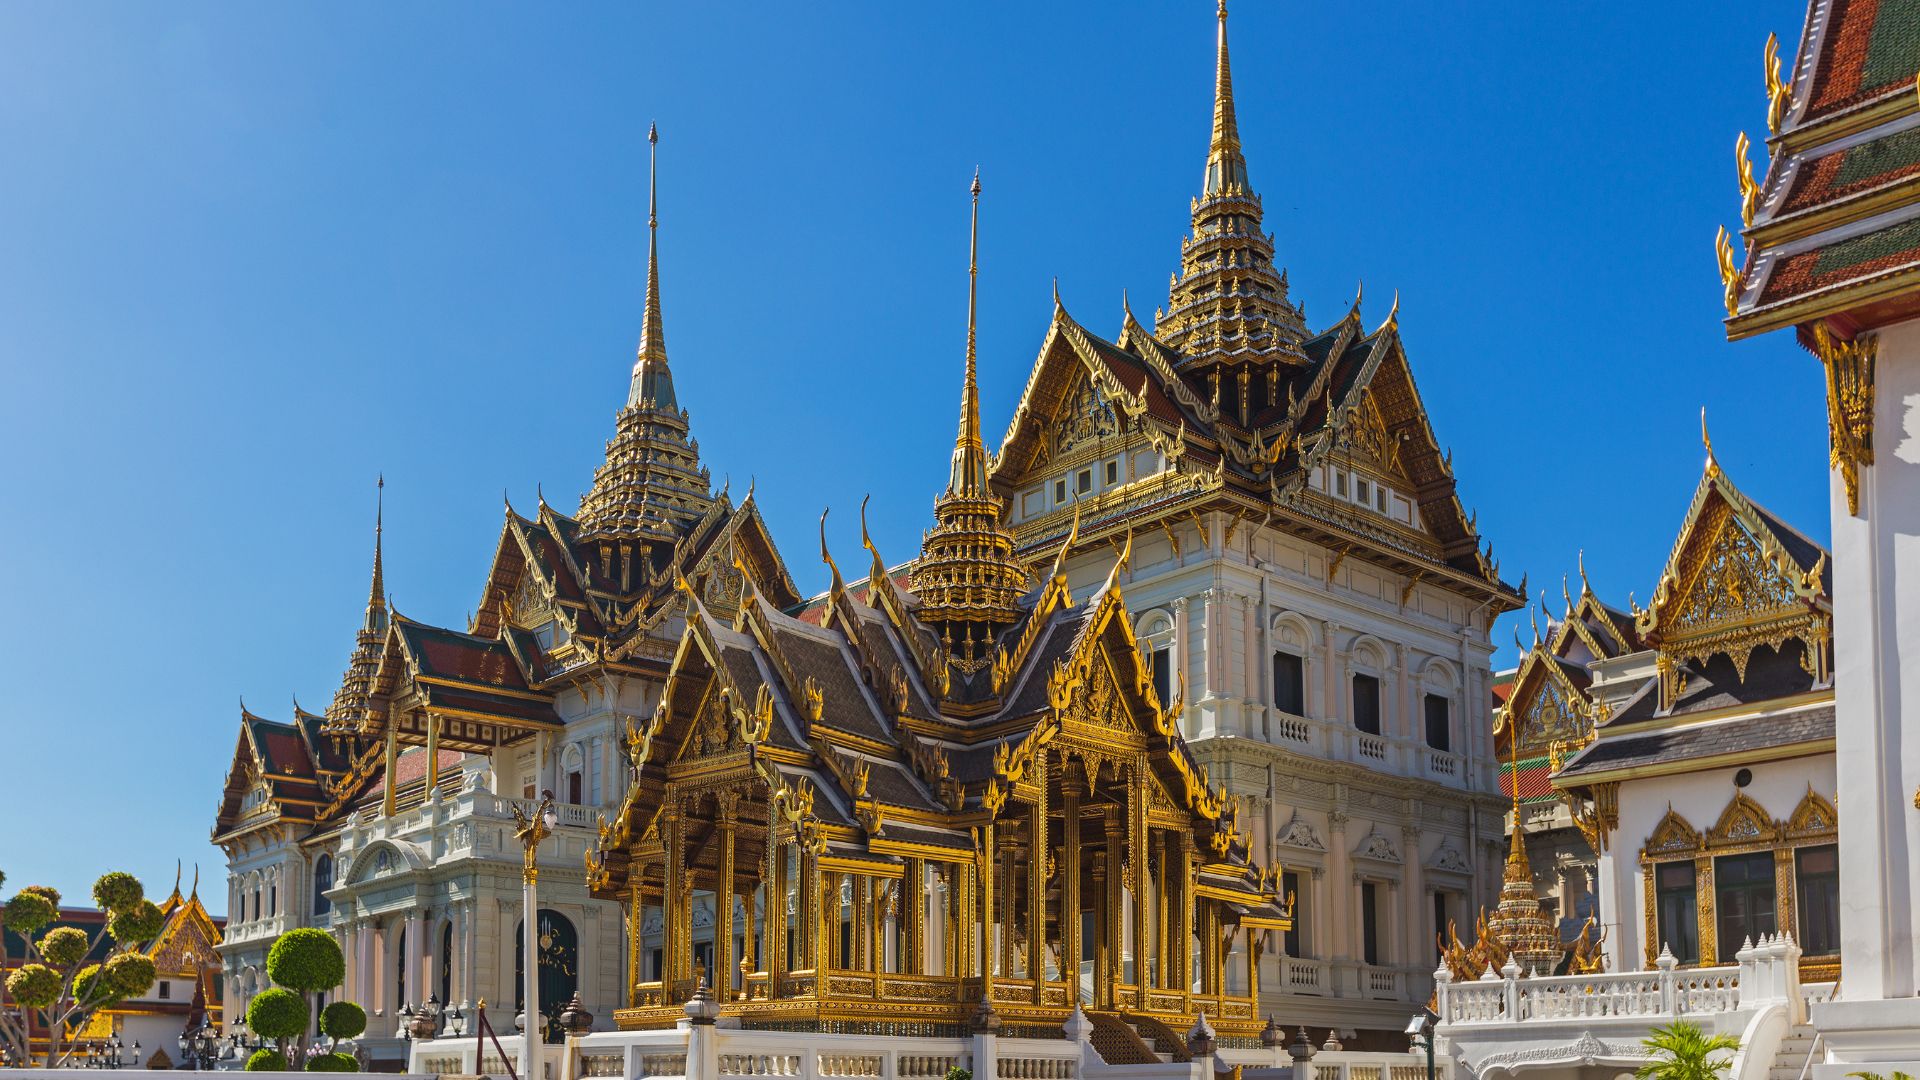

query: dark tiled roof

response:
[1805,0,1920,122]
[1558,704,1834,779]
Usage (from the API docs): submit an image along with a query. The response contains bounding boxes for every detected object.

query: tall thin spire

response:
[629,122,677,410]
[913,169,1027,659]
[1206,0,1247,195]
[366,474,386,634]
[948,169,988,498]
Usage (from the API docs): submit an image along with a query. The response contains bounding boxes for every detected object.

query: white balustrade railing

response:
[1435,934,1806,1029]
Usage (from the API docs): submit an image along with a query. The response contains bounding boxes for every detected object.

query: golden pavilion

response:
[584,169,1292,1040]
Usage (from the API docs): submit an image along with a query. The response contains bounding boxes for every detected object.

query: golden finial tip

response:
[971,166,981,197]
[1700,405,1716,463]
[1218,0,1227,19]
[648,122,658,144]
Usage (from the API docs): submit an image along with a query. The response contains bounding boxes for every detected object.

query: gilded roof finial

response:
[1700,406,1717,470]
[365,474,387,634]
[1578,548,1593,598]
[630,122,676,410]
[1206,0,1245,194]
[948,169,988,499]
[1764,33,1790,135]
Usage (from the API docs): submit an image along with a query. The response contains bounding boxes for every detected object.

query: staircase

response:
[1123,1014,1194,1063]
[1768,1025,1819,1080]
[1087,1012,1162,1066]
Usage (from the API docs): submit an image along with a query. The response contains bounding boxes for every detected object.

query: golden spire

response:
[949,168,988,498]
[366,474,387,634]
[1206,0,1247,196]
[911,170,1028,661]
[630,122,676,410]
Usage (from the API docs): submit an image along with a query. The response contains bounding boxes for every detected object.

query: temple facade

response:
[981,1,1522,1039]
[213,129,801,1068]
[1434,440,1840,1078]
[584,167,1291,1050]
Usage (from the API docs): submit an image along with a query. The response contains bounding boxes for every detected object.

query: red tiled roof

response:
[1759,214,1920,303]
[1805,0,1920,122]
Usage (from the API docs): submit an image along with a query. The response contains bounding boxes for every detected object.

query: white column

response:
[405,909,424,1008]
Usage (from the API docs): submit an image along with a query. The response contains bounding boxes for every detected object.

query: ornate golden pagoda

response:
[578,124,715,549]
[586,174,1290,1042]
[909,172,1030,662]
[1155,1,1309,385]
[1486,790,1563,977]
[321,476,387,740]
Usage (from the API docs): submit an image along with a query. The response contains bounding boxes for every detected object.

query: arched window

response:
[1349,639,1386,737]
[312,855,334,916]
[440,921,454,1005]
[515,910,579,1043]
[1137,611,1176,712]
[562,744,586,806]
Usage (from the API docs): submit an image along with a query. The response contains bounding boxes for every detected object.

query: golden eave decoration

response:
[1811,323,1875,516]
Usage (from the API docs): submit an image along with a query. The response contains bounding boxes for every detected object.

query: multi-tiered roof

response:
[215,130,799,841]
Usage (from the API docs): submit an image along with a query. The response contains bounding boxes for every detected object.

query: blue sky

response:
[0,2,1818,912]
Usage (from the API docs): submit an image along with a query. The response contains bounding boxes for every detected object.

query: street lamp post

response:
[511,789,559,1080]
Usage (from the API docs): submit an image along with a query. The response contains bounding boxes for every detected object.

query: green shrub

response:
[39,926,90,968]
[108,900,165,946]
[102,953,155,998]
[3,891,57,935]
[267,928,345,993]
[5,964,62,1010]
[945,1068,972,1080]
[248,987,310,1040]
[305,1052,357,1072]
[246,1049,290,1072]
[91,873,144,912]
[320,1001,367,1040]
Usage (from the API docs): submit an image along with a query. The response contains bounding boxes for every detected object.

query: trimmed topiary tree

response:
[247,1049,290,1072]
[0,871,168,1067]
[320,1001,367,1048]
[245,927,364,1071]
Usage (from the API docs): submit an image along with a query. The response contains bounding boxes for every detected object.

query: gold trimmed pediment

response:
[1642,806,1702,860]
[1633,464,1830,699]
[1494,645,1596,754]
[1786,786,1837,839]
[1707,790,1780,848]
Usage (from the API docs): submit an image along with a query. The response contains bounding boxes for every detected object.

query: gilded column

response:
[1102,805,1124,1006]
[1130,759,1149,995]
[854,874,871,971]
[663,803,684,987]
[978,816,997,999]
[425,715,441,794]
[1028,750,1048,995]
[716,795,736,995]
[627,888,642,1001]
[1167,822,1182,991]
[1061,774,1082,994]
[904,858,925,975]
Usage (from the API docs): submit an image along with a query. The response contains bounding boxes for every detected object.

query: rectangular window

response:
[1377,487,1388,512]
[1433,892,1451,962]
[1796,844,1840,955]
[1716,851,1778,951]
[1352,673,1381,735]
[1273,652,1305,716]
[1076,469,1092,495]
[158,981,170,999]
[1424,693,1451,751]
[1105,459,1119,485]
[567,771,584,805]
[1282,871,1303,958]
[1655,861,1700,964]
[1356,478,1371,504]
[1054,479,1067,503]
[649,948,663,982]
[1335,472,1348,497]
[1361,882,1380,966]
[1151,647,1173,708]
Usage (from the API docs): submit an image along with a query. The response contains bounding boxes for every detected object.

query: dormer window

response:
[534,620,569,651]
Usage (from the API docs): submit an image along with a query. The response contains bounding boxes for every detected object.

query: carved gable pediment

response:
[1634,466,1830,691]
[1707,790,1780,848]
[1642,806,1701,859]
[1494,647,1595,754]
[506,566,551,629]
[1053,371,1123,459]
[1276,812,1324,852]
[1351,826,1402,864]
